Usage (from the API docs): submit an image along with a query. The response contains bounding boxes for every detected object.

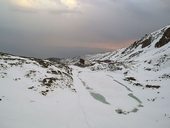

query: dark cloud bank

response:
[0,0,170,58]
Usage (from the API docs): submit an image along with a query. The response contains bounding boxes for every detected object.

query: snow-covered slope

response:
[0,25,170,128]
[86,26,170,83]
[86,25,170,62]
[0,52,74,96]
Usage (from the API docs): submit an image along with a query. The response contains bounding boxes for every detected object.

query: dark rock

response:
[125,77,136,81]
[155,27,170,48]
[28,86,34,89]
[133,83,143,86]
[124,71,128,75]
[141,37,152,48]
[146,85,160,89]
[80,58,85,65]
[51,70,58,75]
[115,109,123,114]
[145,68,151,71]
[42,77,58,87]
[41,90,49,96]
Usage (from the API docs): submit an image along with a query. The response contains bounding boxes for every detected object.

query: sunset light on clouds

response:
[61,0,78,9]
[11,0,78,9]
[12,0,34,8]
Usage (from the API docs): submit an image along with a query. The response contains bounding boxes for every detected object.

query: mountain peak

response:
[128,25,170,51]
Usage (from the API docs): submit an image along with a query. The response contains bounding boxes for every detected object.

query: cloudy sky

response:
[0,0,170,58]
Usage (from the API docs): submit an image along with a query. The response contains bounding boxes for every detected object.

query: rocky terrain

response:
[0,52,74,96]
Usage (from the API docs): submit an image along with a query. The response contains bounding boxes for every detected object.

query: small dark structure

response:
[75,58,94,67]
[80,58,85,65]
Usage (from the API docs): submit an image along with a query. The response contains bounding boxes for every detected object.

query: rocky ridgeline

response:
[77,25,170,88]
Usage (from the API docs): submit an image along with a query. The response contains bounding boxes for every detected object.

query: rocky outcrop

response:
[155,27,170,48]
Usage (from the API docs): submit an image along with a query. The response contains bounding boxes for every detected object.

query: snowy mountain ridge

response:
[83,25,170,73]
[85,25,170,61]
[0,25,170,128]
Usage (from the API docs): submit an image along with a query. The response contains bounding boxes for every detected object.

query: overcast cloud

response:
[0,0,170,58]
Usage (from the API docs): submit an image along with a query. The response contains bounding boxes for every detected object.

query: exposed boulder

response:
[155,27,170,48]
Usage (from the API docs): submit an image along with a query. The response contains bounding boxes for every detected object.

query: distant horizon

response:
[0,46,115,59]
[0,38,134,59]
[0,0,170,58]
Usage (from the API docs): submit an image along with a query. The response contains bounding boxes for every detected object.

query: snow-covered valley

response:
[1,64,170,128]
[0,25,170,128]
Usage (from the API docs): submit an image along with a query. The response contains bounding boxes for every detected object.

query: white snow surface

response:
[1,64,170,128]
[0,25,170,128]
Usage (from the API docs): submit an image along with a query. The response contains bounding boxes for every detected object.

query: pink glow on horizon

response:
[88,40,135,50]
[61,39,136,50]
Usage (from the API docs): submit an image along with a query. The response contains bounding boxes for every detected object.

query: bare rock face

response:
[141,36,152,48]
[155,27,170,48]
[129,35,152,49]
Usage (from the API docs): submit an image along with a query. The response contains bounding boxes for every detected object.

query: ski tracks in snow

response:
[73,69,92,128]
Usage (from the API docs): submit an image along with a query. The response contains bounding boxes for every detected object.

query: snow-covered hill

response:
[0,52,74,96]
[85,25,170,62]
[84,25,170,87]
[0,25,170,128]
